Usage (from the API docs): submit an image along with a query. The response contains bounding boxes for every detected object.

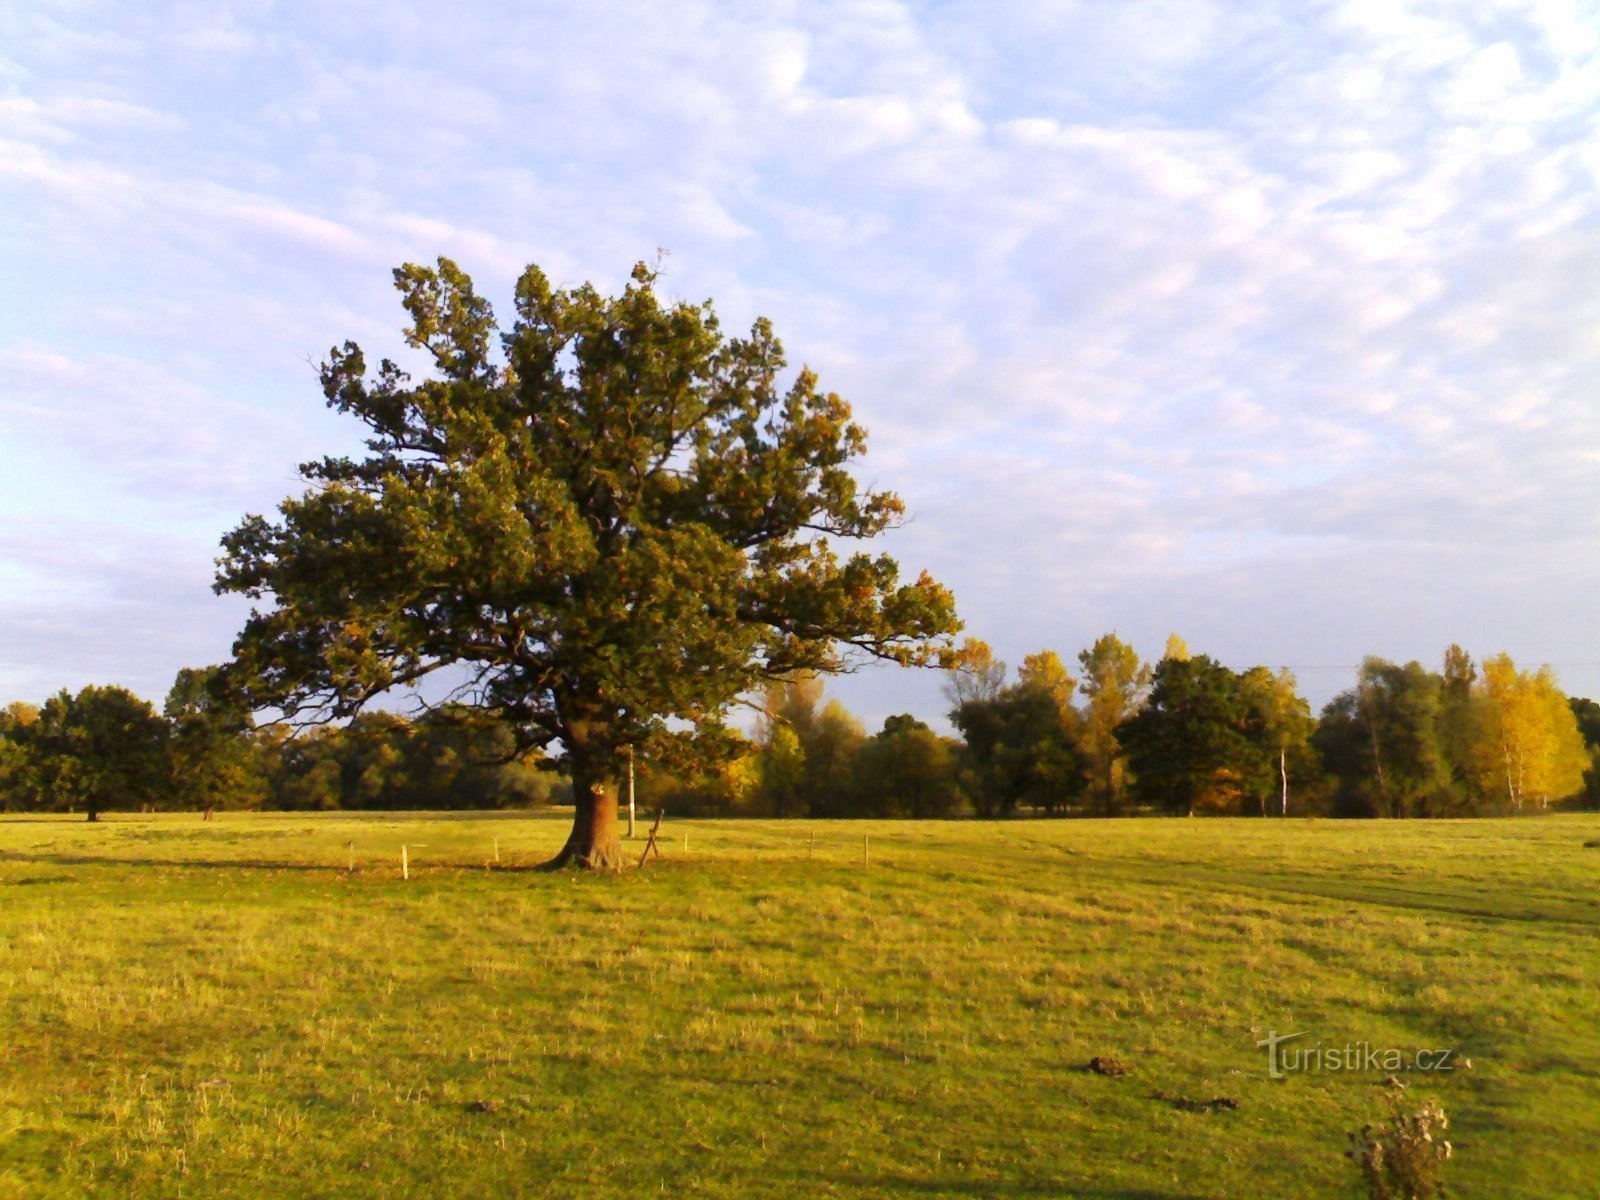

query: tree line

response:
[658,635,1596,819]
[0,668,566,819]
[5,639,1593,820]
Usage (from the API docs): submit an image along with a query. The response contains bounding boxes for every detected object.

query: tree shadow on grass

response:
[569,1065,1222,1200]
[797,1169,1214,1199]
[0,850,357,873]
[1085,858,1600,928]
[0,848,569,874]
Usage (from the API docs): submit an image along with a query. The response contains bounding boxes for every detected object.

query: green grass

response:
[1,812,1597,1198]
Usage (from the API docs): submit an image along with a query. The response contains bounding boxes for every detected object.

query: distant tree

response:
[801,700,868,817]
[758,676,825,748]
[1316,659,1451,818]
[1440,644,1476,691]
[1236,666,1316,816]
[261,708,560,811]
[408,707,559,808]
[754,722,807,817]
[1569,696,1600,747]
[1122,655,1253,815]
[0,702,41,811]
[346,713,409,808]
[751,676,823,816]
[942,637,1007,709]
[1314,692,1374,816]
[953,678,1082,817]
[1017,650,1076,710]
[1468,655,1587,811]
[1364,658,1454,817]
[24,686,171,820]
[1567,696,1600,809]
[214,257,959,867]
[635,735,758,817]
[709,752,763,816]
[1436,644,1479,803]
[165,666,265,811]
[857,714,962,818]
[0,701,39,729]
[1077,633,1149,815]
[275,745,345,811]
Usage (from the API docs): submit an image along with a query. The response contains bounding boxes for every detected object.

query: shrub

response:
[1347,1086,1452,1200]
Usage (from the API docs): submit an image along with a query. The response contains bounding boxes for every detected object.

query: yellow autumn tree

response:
[1470,654,1588,810]
[1077,633,1150,815]
[1018,650,1077,711]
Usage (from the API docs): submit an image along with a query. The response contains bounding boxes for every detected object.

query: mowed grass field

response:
[1,812,1598,1199]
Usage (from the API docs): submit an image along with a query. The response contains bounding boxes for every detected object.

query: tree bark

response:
[1502,741,1518,813]
[1280,745,1288,817]
[542,767,623,871]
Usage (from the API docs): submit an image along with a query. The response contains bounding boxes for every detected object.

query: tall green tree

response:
[856,714,962,818]
[1436,644,1479,802]
[1316,658,1451,817]
[23,686,171,820]
[273,738,345,810]
[407,707,557,809]
[1237,666,1316,816]
[165,666,265,811]
[754,722,807,817]
[215,258,959,867]
[1567,696,1600,809]
[1122,654,1252,815]
[0,702,41,811]
[751,676,823,816]
[800,700,869,818]
[952,677,1082,817]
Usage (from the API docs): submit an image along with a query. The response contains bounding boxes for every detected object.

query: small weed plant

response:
[1348,1084,1452,1200]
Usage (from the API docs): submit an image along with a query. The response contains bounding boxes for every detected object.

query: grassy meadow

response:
[1,811,1597,1198]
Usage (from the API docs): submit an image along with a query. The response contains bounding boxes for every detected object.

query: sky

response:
[3,0,1599,730]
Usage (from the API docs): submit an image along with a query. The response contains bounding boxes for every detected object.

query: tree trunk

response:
[1280,745,1288,817]
[542,766,623,871]
[1502,741,1518,812]
[1361,691,1390,816]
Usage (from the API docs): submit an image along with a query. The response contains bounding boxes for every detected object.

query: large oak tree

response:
[215,259,959,867]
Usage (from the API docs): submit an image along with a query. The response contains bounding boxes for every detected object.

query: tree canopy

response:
[1122,654,1254,815]
[215,258,960,866]
[13,686,169,820]
[1076,633,1148,815]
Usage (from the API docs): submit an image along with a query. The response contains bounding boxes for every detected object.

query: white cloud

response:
[1,0,1598,713]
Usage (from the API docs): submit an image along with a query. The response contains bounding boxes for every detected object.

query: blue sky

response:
[3,0,1599,727]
